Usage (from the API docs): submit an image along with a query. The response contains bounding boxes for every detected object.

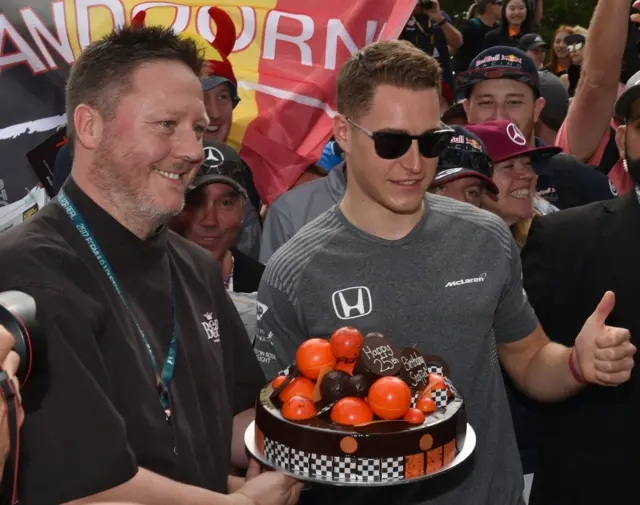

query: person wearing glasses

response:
[254,39,634,505]
[560,30,587,97]
[428,125,499,207]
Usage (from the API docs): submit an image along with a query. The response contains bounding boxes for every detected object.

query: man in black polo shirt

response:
[0,22,301,505]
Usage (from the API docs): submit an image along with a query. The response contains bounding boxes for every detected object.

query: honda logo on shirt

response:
[332,287,372,320]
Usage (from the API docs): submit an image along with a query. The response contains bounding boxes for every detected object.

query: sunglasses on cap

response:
[567,42,584,52]
[439,148,494,176]
[347,118,455,160]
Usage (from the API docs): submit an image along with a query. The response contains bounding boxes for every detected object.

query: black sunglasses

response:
[439,148,495,177]
[347,118,455,160]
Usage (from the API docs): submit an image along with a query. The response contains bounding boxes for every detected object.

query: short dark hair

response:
[336,40,441,121]
[65,24,205,153]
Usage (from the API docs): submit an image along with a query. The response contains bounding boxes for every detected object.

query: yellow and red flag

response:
[0,0,415,205]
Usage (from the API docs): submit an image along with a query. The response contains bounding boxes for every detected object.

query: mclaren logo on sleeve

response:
[444,273,487,288]
[332,286,372,320]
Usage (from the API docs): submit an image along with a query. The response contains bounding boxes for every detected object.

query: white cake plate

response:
[244,421,476,487]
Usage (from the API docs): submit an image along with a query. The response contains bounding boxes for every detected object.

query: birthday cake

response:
[253,328,467,485]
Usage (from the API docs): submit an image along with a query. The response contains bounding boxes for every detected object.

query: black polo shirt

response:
[0,178,264,504]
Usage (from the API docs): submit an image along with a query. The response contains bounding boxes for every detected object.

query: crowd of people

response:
[0,0,639,504]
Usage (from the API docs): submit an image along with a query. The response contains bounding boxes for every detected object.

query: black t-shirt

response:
[454,18,499,74]
[231,248,265,293]
[0,178,264,504]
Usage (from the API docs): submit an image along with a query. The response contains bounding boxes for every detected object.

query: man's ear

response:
[533,97,546,125]
[615,124,627,160]
[73,104,104,151]
[462,99,471,123]
[333,115,350,155]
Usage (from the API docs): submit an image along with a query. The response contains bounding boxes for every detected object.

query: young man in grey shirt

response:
[255,40,635,505]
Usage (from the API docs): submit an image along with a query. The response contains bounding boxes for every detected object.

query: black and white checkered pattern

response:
[264,438,290,471]
[357,458,381,482]
[431,388,449,408]
[380,456,404,481]
[411,391,420,409]
[426,364,444,376]
[444,377,459,398]
[333,456,358,482]
[290,448,310,476]
[310,454,333,480]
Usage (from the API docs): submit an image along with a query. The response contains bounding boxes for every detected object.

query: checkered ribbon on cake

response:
[333,456,358,482]
[358,458,381,482]
[264,438,289,471]
[381,457,404,481]
[290,448,311,476]
[310,454,332,480]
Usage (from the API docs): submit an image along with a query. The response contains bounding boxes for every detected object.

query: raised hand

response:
[574,291,636,386]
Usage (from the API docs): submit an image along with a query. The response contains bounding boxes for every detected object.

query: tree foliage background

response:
[447,0,599,41]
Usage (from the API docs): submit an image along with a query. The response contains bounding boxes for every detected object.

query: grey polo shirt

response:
[254,193,537,505]
[259,164,347,264]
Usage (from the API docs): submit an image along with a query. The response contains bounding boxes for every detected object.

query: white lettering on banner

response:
[75,0,126,50]
[21,4,74,68]
[444,273,487,288]
[0,14,47,73]
[263,11,314,67]
[1,3,388,74]
[0,180,9,207]
[325,19,359,70]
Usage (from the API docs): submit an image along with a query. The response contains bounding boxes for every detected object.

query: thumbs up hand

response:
[574,291,636,386]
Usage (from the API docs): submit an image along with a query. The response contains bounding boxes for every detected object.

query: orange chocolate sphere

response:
[279,376,316,402]
[330,327,365,361]
[335,360,356,376]
[330,397,374,426]
[296,338,336,380]
[367,377,412,420]
[416,396,437,414]
[282,395,317,421]
[404,408,426,425]
[271,376,287,389]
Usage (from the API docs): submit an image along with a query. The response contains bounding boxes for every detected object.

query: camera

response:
[0,291,39,384]
[421,0,435,8]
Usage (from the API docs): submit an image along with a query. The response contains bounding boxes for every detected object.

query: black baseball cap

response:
[189,140,248,198]
[431,126,499,194]
[456,46,540,97]
[519,33,548,51]
[615,70,640,119]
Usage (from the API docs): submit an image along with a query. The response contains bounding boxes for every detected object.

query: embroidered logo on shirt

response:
[444,273,487,288]
[256,301,269,321]
[332,286,373,320]
[201,312,220,342]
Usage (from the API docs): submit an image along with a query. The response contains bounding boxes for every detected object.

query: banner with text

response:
[0,0,415,213]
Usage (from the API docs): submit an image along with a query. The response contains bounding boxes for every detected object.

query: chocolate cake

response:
[253,330,467,485]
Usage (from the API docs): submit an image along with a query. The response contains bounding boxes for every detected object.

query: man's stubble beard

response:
[89,139,183,237]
